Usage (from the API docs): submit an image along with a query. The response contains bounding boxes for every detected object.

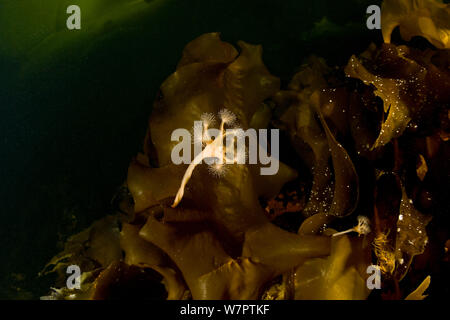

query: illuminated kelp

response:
[42,33,333,300]
[382,0,450,49]
[345,43,450,149]
[293,230,371,300]
[273,57,359,219]
[146,33,280,166]
[394,188,432,280]
[42,0,449,299]
[133,34,332,299]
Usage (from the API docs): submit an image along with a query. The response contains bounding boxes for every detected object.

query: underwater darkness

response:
[0,0,387,299]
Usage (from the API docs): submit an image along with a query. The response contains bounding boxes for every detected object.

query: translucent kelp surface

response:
[1,0,448,300]
[41,0,450,298]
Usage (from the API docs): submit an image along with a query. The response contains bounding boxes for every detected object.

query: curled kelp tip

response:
[382,0,450,49]
[345,54,411,150]
[405,276,431,300]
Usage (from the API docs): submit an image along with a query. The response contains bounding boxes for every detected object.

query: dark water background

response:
[0,0,381,299]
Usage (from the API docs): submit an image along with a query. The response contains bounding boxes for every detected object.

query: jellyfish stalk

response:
[332,215,371,237]
[171,109,238,208]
